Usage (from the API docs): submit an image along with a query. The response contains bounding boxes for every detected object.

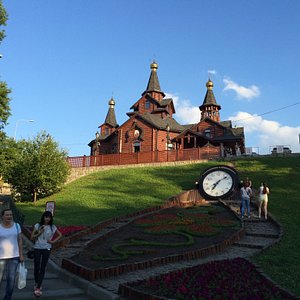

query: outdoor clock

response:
[198,165,239,200]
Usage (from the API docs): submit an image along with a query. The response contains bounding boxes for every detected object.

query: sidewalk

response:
[0,193,109,300]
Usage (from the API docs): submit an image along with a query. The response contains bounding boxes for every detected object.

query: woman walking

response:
[258,182,270,219]
[0,208,24,300]
[30,211,62,297]
[240,181,252,218]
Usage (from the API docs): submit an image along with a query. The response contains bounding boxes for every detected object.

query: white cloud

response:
[166,93,199,124]
[230,112,300,154]
[223,78,260,100]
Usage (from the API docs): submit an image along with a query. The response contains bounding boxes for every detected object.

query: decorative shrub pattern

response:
[92,205,239,261]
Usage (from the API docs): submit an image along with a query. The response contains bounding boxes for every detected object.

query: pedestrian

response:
[0,208,24,300]
[258,182,270,219]
[245,177,252,188]
[240,181,252,218]
[30,211,62,297]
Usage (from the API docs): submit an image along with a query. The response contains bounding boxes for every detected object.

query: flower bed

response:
[55,225,87,237]
[119,257,298,300]
[62,202,245,280]
[92,205,239,261]
[23,225,87,238]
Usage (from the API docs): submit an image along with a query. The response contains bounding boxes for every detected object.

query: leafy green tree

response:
[0,82,11,130]
[0,137,19,179]
[8,132,70,203]
[0,1,12,180]
[0,0,7,43]
[0,1,11,130]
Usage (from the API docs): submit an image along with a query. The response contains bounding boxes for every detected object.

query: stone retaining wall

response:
[67,160,208,183]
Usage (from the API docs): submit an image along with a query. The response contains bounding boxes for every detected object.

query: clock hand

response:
[211,176,228,190]
[211,180,220,190]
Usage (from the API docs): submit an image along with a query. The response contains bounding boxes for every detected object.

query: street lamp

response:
[14,119,35,140]
[166,124,170,161]
[95,132,101,155]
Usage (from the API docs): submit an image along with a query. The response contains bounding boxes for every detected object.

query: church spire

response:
[104,97,118,127]
[199,79,221,122]
[142,61,165,100]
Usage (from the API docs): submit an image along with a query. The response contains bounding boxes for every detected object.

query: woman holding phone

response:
[30,211,62,297]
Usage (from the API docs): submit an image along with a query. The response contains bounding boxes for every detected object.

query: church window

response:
[145,100,150,109]
[105,128,109,135]
[205,129,211,138]
[112,143,117,154]
[133,141,140,152]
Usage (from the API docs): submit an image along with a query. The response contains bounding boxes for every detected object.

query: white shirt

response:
[34,223,57,250]
[0,223,21,259]
[241,186,252,199]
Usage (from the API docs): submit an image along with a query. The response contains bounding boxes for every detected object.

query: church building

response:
[89,62,245,158]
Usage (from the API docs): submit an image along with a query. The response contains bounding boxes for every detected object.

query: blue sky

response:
[1,0,300,156]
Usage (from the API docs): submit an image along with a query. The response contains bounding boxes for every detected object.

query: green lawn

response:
[17,156,300,296]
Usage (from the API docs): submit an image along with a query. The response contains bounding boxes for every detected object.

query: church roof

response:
[214,127,244,141]
[137,113,184,132]
[103,98,118,127]
[142,61,165,97]
[220,120,232,128]
[199,79,221,110]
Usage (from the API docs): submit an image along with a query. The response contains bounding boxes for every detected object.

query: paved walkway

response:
[0,194,100,300]
[51,196,282,300]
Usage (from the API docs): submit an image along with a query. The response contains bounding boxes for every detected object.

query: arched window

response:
[205,129,211,138]
[145,100,150,109]
[112,143,117,154]
[133,141,140,152]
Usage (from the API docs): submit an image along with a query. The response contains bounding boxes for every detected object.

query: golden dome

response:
[150,60,158,71]
[108,98,115,106]
[206,79,213,90]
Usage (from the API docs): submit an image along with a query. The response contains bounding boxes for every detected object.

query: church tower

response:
[141,61,165,101]
[104,98,117,128]
[199,79,221,122]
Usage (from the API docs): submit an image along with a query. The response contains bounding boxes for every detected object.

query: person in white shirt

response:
[258,182,270,219]
[30,211,62,297]
[0,209,24,300]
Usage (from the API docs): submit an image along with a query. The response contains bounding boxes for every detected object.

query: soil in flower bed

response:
[120,257,298,300]
[70,203,241,269]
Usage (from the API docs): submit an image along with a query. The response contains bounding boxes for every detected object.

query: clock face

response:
[198,166,238,200]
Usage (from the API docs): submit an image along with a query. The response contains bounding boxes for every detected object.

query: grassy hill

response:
[17,156,300,295]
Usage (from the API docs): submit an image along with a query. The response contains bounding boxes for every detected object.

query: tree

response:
[0,0,7,43]
[0,82,11,130]
[0,1,12,179]
[8,132,70,203]
[0,136,19,180]
[0,1,11,130]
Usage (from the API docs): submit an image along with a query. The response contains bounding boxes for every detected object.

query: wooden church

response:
[89,62,245,159]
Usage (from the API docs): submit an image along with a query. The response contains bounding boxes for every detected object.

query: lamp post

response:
[95,132,101,155]
[166,124,170,161]
[14,119,34,140]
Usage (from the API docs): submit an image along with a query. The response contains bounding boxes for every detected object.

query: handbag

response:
[27,249,35,259]
[17,262,28,289]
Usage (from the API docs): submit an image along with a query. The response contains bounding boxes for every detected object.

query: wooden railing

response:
[67,147,220,168]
